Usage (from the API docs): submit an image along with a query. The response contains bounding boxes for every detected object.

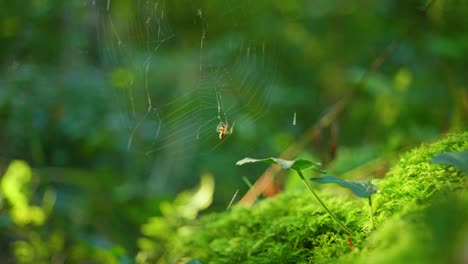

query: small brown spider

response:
[216,121,235,140]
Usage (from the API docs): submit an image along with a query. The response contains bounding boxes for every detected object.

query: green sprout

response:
[237,157,379,236]
[310,176,378,230]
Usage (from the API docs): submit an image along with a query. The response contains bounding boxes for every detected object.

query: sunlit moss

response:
[139,132,467,263]
[340,131,467,264]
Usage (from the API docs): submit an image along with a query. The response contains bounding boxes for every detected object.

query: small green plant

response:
[310,175,378,230]
[236,157,378,236]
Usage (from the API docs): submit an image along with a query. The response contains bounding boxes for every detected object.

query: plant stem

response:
[368,196,374,230]
[296,170,355,237]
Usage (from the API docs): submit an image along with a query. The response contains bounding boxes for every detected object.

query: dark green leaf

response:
[236,157,324,173]
[311,176,379,198]
[431,151,468,174]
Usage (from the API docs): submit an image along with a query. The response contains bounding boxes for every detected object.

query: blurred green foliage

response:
[0,0,467,262]
[137,173,214,263]
[1,160,53,226]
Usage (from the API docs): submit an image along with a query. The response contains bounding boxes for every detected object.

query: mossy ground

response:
[156,132,468,263]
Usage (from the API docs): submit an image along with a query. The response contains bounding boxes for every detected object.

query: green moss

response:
[181,192,366,264]
[143,132,467,263]
[339,131,468,264]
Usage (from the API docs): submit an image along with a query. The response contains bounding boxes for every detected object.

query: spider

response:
[216,120,235,140]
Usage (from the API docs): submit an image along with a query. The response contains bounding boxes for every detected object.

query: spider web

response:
[93,0,278,191]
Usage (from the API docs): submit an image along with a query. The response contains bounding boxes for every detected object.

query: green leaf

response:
[311,176,379,198]
[431,151,468,174]
[236,157,325,173]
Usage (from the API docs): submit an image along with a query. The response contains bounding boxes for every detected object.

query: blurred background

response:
[0,0,467,263]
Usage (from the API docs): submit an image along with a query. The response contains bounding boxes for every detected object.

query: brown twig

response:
[346,237,355,251]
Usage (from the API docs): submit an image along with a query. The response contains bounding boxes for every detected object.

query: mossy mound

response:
[183,192,367,263]
[340,131,467,264]
[164,132,468,263]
